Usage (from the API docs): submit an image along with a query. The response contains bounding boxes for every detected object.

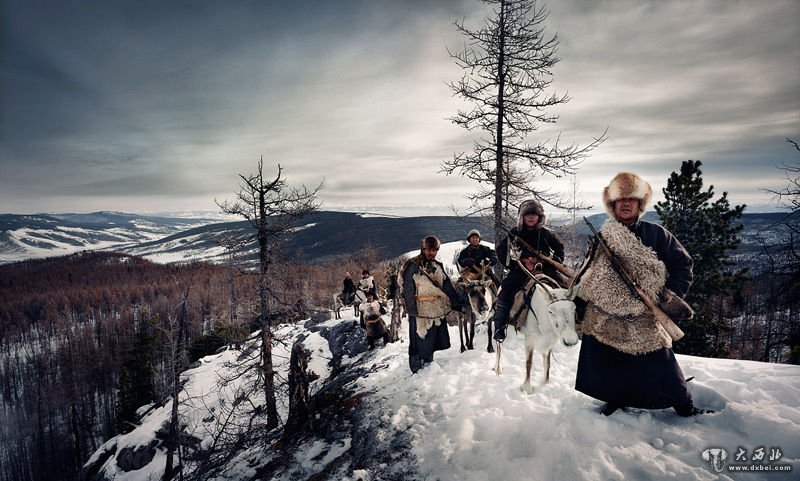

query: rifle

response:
[583,217,685,342]
[501,226,575,279]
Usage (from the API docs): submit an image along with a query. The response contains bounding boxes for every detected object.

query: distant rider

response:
[358,269,378,299]
[342,272,356,304]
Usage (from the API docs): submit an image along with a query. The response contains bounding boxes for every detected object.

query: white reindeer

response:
[333,290,366,319]
[493,275,579,394]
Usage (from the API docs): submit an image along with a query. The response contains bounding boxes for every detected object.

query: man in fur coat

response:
[361,292,390,349]
[400,235,463,373]
[493,199,565,342]
[575,172,707,417]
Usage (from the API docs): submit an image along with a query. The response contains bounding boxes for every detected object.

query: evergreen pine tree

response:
[655,160,746,357]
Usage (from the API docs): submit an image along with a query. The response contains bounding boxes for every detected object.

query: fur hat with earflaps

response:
[603,172,653,219]
[420,235,441,250]
[517,199,546,230]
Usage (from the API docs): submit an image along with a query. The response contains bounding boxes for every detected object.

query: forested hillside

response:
[0,247,400,481]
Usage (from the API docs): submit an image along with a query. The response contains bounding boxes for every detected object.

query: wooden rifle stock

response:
[502,227,575,279]
[583,218,685,342]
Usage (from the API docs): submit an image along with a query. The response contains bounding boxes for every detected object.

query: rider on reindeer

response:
[457,229,500,284]
[358,269,378,299]
[342,272,357,305]
[492,199,566,343]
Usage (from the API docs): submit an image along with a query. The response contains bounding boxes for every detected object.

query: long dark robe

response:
[575,218,694,410]
[407,316,451,373]
[401,255,460,373]
[576,335,691,409]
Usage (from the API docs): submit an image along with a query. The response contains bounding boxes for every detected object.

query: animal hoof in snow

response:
[520,383,534,395]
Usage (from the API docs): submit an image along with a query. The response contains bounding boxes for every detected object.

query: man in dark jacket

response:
[458,229,498,269]
[400,235,463,373]
[493,199,565,342]
[574,172,708,417]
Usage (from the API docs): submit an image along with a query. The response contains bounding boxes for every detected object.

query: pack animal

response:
[333,290,366,319]
[456,264,498,353]
[493,275,579,394]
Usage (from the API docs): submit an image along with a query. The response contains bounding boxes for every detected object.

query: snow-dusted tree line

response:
[0,246,388,481]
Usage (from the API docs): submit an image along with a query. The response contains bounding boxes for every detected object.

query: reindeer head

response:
[541,285,579,347]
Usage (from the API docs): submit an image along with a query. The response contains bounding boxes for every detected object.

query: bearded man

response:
[400,235,463,373]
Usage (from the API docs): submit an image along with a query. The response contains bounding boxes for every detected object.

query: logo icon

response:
[702,448,729,473]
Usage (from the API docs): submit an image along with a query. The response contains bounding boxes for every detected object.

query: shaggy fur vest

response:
[578,220,672,355]
[399,256,452,338]
[412,264,450,333]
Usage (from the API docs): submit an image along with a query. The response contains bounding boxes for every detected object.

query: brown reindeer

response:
[456,262,498,353]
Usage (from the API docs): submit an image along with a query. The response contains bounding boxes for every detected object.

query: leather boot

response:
[493,300,512,342]
[674,400,715,417]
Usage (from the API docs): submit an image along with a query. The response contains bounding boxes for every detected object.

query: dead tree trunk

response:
[390,294,402,343]
[164,283,190,481]
[283,340,318,438]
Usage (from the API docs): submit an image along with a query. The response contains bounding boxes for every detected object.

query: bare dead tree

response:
[758,138,800,363]
[385,261,402,342]
[216,158,322,431]
[564,174,591,265]
[442,0,606,250]
[283,340,318,438]
[163,273,193,481]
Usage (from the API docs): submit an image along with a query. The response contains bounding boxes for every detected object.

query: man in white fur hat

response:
[574,172,709,417]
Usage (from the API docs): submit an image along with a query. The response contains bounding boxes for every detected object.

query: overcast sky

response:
[1,0,798,217]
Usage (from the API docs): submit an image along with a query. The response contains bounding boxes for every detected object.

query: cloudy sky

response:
[1,0,798,217]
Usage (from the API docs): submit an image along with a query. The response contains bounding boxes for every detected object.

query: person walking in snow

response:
[400,235,463,373]
[492,199,565,342]
[573,172,708,417]
[361,292,390,349]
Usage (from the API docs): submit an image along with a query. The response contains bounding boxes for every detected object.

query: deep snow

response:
[82,241,800,481]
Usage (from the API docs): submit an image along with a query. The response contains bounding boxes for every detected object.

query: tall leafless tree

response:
[443,0,606,249]
[217,158,322,430]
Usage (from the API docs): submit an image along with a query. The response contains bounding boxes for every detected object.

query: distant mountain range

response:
[0,210,794,266]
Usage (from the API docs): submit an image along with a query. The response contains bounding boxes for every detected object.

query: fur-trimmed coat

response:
[400,255,461,338]
[577,219,693,355]
[400,254,462,372]
[575,218,694,409]
[496,226,565,279]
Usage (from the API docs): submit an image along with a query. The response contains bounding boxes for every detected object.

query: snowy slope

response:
[82,311,800,481]
[81,243,799,481]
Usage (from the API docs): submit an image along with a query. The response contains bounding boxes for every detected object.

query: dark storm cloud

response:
[0,0,797,214]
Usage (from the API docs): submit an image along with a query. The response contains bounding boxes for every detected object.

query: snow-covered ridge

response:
[81,307,800,481]
[0,213,214,264]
